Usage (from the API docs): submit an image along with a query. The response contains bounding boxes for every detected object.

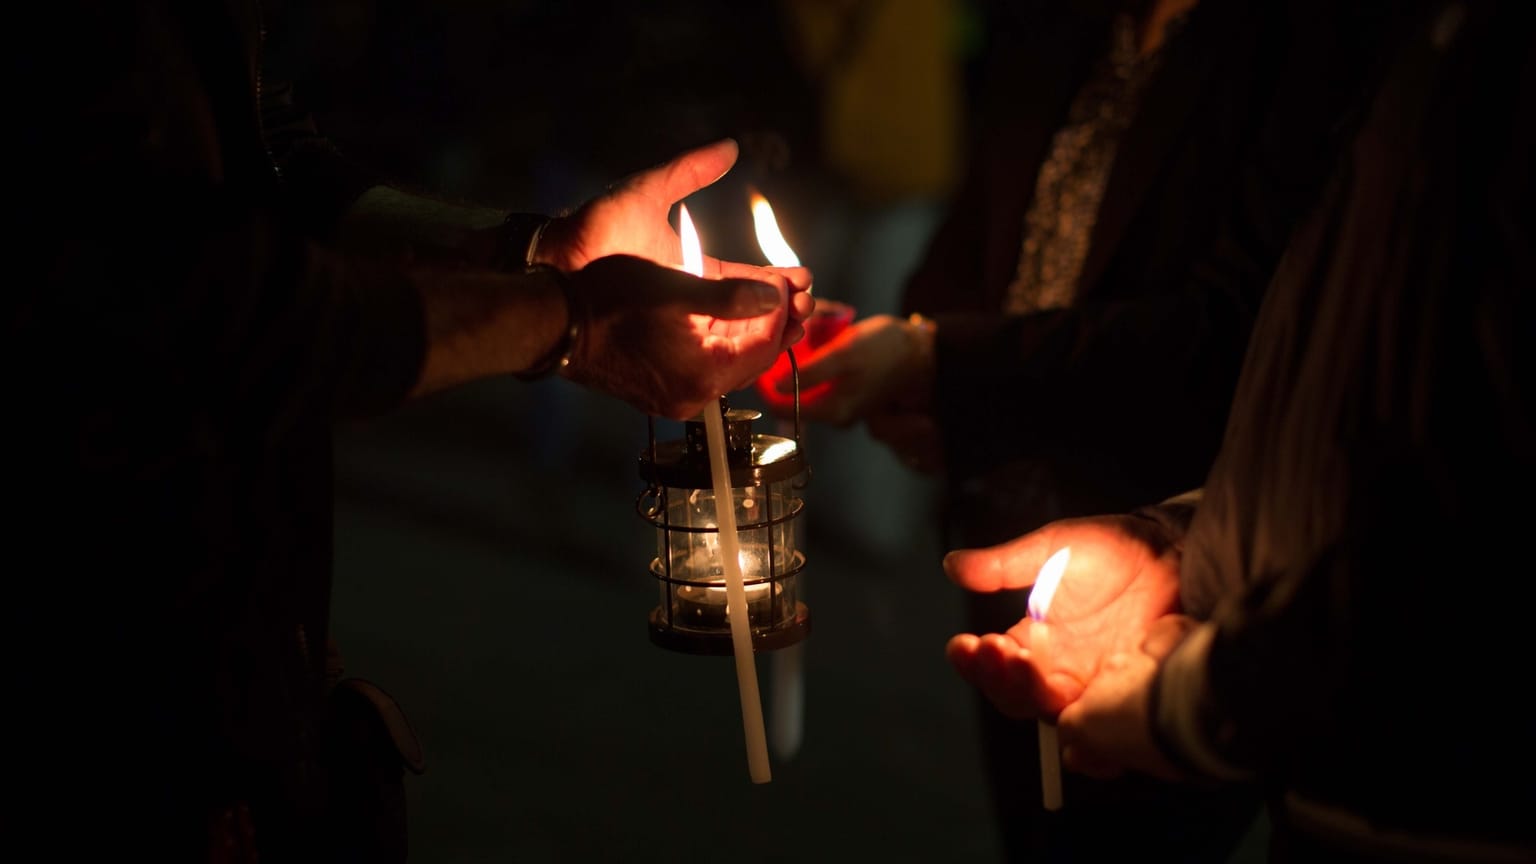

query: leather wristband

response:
[514,264,582,381]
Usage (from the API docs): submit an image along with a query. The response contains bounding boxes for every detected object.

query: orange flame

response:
[749,192,801,268]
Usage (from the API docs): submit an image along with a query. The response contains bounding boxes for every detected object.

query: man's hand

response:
[536,138,813,337]
[942,514,1183,718]
[563,255,792,420]
[1058,615,1196,781]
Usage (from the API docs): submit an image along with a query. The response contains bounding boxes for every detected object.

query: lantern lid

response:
[639,407,806,488]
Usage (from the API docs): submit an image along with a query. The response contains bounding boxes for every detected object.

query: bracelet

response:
[498,212,552,270]
[514,265,583,381]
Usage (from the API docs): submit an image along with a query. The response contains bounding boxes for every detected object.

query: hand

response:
[1058,615,1197,781]
[563,255,792,419]
[770,313,932,427]
[536,138,814,338]
[943,514,1183,719]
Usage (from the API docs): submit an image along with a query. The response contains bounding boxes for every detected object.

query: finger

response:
[713,262,813,322]
[672,276,785,320]
[778,321,806,351]
[945,633,984,684]
[772,265,814,294]
[625,139,739,205]
[942,529,1060,593]
[790,289,815,321]
[970,638,1065,720]
[715,260,814,296]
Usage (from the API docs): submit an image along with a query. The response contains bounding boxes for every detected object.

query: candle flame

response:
[678,203,705,277]
[1028,547,1071,621]
[749,192,801,268]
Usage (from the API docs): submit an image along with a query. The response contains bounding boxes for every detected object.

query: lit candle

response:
[750,192,801,268]
[750,191,852,413]
[669,537,781,629]
[749,192,808,761]
[680,204,772,783]
[1029,547,1071,811]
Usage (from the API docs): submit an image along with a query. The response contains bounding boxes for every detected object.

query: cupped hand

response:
[942,514,1184,719]
[562,255,792,419]
[1058,614,1197,781]
[535,138,812,338]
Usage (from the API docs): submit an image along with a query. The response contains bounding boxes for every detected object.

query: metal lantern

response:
[637,394,810,656]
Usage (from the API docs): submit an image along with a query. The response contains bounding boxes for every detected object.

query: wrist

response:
[514,265,583,381]
[497,212,553,271]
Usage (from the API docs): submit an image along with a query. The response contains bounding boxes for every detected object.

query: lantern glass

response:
[652,480,802,630]
[638,406,810,654]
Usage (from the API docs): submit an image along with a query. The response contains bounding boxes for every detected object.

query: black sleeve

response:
[927,1,1390,484]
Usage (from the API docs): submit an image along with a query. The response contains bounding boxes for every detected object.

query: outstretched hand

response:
[768,313,930,427]
[942,514,1184,718]
[563,255,793,420]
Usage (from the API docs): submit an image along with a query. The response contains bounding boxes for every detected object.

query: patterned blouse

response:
[1004,13,1172,313]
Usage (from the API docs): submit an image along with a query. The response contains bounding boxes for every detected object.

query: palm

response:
[945,515,1182,717]
[554,192,686,272]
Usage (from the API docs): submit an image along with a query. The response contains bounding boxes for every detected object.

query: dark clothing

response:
[907,0,1389,538]
[900,1,1398,860]
[10,1,426,858]
[1167,0,1535,858]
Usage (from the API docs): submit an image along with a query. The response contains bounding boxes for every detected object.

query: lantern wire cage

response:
[636,349,812,655]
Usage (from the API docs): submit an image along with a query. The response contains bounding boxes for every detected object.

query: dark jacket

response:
[904,0,1390,545]
[1164,1,1535,857]
[9,1,424,858]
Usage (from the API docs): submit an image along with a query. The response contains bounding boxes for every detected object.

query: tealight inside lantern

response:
[639,403,810,655]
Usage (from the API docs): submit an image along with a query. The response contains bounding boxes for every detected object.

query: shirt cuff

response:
[1149,622,1254,783]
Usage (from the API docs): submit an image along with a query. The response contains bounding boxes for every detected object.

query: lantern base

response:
[647,602,811,656]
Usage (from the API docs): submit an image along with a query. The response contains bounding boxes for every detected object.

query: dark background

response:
[299,1,1014,860]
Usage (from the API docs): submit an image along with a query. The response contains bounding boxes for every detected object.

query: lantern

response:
[637,392,810,656]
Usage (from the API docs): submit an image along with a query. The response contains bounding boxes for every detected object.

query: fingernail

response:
[748,282,780,313]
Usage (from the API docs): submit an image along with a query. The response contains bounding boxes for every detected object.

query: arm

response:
[1067,10,1536,832]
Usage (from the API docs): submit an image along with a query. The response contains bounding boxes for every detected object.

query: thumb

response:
[668,275,784,320]
[700,276,786,318]
[943,529,1056,592]
[624,138,739,205]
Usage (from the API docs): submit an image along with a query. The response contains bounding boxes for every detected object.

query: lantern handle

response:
[787,347,802,446]
[636,483,664,519]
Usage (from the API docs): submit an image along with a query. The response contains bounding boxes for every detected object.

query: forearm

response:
[339,185,547,272]
[408,264,569,399]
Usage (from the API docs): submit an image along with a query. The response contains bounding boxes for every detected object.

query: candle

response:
[750,191,801,268]
[681,203,772,783]
[1029,547,1071,812]
[749,191,810,760]
[669,540,782,629]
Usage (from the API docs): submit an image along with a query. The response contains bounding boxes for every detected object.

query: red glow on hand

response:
[756,300,854,409]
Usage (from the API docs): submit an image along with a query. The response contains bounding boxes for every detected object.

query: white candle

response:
[751,192,807,763]
[703,402,772,783]
[680,202,771,783]
[1029,547,1071,812]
